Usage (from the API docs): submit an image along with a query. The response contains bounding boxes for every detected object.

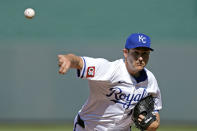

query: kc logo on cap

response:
[138,35,147,44]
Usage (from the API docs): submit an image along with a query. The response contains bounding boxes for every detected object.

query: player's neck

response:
[129,70,140,78]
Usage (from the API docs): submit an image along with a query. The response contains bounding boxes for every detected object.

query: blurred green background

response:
[0,0,197,130]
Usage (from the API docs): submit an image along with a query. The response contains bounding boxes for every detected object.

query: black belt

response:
[76,115,85,128]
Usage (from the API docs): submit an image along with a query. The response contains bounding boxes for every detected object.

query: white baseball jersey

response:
[74,57,162,131]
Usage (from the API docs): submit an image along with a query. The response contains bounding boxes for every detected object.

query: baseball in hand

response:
[24,8,35,19]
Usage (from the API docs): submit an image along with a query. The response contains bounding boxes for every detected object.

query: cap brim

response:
[133,46,154,51]
[149,48,154,51]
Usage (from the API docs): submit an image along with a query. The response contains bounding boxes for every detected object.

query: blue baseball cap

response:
[125,33,154,51]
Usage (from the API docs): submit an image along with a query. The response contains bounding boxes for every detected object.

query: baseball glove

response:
[133,95,156,131]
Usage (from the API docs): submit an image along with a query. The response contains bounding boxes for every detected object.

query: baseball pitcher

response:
[58,33,162,131]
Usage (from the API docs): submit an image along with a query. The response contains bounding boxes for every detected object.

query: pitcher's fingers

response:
[62,66,69,74]
[138,114,145,122]
[59,67,65,74]
[138,118,142,122]
[59,62,66,74]
[139,114,145,119]
[58,61,63,67]
[59,67,63,74]
[58,55,65,64]
[58,58,64,64]
[58,63,61,67]
[62,61,71,74]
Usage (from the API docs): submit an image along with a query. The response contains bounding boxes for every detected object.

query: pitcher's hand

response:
[58,55,71,74]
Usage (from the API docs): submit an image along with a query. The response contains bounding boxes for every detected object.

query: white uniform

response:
[74,57,162,131]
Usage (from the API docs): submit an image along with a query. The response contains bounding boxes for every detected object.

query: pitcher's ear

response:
[123,48,129,58]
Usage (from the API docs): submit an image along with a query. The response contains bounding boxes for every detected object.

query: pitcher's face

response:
[123,47,150,73]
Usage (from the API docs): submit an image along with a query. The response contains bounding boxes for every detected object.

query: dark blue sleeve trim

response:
[77,69,80,77]
[81,57,86,78]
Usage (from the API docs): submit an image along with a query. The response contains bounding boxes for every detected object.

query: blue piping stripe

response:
[81,57,86,78]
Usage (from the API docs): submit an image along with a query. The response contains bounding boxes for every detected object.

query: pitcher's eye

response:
[142,52,149,56]
[132,51,139,56]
